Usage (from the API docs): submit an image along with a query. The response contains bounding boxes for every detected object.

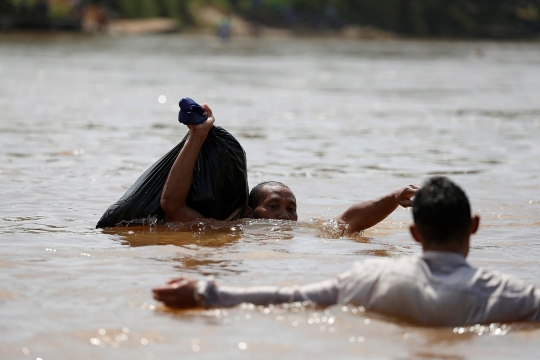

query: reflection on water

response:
[106,223,243,248]
[106,219,302,247]
[1,34,540,359]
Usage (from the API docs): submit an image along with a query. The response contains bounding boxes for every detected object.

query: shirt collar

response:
[421,250,468,266]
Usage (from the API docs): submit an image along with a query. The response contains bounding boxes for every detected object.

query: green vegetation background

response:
[2,0,539,38]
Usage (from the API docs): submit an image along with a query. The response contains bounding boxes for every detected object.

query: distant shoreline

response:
[2,27,539,44]
[2,4,539,41]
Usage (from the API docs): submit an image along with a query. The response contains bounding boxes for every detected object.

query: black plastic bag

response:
[96,126,248,228]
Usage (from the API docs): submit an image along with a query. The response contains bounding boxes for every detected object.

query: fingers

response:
[152,291,185,308]
[152,279,199,309]
[406,188,418,196]
[152,287,173,302]
[187,116,215,134]
[152,286,185,306]
[202,103,213,117]
[395,184,419,207]
[151,278,188,301]
[153,284,177,295]
[166,277,186,285]
[404,185,419,196]
[399,199,412,208]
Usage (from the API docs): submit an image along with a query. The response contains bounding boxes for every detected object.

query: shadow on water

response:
[101,218,306,248]
[101,220,244,248]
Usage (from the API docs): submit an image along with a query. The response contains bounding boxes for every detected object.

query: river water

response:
[1,33,539,359]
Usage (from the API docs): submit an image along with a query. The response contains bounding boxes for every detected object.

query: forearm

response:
[336,192,398,233]
[196,279,340,308]
[160,131,206,221]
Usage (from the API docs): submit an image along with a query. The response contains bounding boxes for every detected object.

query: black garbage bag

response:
[96,126,248,228]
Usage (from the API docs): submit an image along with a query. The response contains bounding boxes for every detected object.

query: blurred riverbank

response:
[0,5,396,40]
[1,1,539,39]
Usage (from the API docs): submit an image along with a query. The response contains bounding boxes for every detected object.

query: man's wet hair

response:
[413,176,472,243]
[248,181,291,209]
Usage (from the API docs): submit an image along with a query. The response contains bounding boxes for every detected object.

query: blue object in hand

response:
[178,97,209,125]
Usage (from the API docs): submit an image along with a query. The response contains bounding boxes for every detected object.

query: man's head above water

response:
[245,181,298,221]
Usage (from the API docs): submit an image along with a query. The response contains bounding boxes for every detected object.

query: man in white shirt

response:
[153,176,540,326]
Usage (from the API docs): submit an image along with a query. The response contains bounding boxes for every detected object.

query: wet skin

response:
[251,186,298,221]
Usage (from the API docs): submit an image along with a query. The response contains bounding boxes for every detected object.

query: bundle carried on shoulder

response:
[96,98,248,228]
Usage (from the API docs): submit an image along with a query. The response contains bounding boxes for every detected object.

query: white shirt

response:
[196,251,540,326]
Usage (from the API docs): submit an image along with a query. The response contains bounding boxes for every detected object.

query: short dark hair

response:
[248,181,291,208]
[412,176,472,244]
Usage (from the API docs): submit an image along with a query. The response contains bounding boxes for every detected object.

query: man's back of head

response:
[412,176,472,245]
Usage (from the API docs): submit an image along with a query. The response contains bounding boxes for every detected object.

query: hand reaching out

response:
[393,185,420,208]
[152,277,200,309]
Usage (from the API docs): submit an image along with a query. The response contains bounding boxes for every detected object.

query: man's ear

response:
[243,206,254,218]
[409,224,423,245]
[470,215,480,234]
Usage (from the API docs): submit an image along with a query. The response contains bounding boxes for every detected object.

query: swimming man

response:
[160,104,418,233]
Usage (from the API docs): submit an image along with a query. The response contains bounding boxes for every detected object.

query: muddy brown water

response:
[1,33,539,359]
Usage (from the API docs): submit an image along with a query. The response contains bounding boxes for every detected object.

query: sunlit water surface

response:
[1,33,540,359]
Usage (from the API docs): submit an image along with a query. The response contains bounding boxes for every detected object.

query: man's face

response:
[252,185,298,221]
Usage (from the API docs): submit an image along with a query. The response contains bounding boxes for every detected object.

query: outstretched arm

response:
[336,185,419,233]
[152,276,341,309]
[160,104,215,222]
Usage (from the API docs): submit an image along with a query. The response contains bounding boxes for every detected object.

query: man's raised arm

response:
[160,104,214,222]
[336,185,419,233]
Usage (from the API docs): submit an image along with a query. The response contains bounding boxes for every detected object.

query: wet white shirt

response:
[196,251,540,326]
